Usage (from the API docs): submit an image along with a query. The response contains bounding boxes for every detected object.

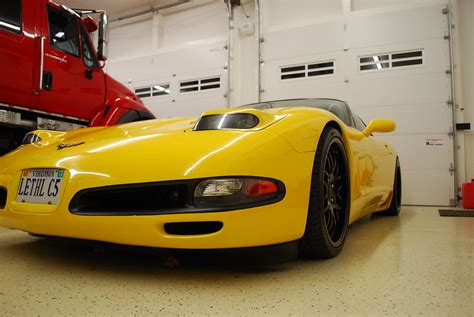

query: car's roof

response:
[242,98,347,108]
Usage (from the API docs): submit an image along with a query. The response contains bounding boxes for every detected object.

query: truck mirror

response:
[83,16,98,33]
[97,12,108,61]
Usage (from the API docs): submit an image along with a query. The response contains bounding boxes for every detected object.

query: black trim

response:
[69,176,286,216]
[0,186,7,209]
[164,221,223,235]
[0,0,22,34]
[174,240,299,265]
[26,236,299,265]
[456,123,471,131]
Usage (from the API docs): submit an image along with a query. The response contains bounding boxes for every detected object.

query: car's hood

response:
[0,109,296,183]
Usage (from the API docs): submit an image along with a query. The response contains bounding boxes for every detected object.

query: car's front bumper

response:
[0,168,314,249]
[0,129,315,249]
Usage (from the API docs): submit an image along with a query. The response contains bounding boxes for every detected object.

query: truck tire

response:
[0,127,17,156]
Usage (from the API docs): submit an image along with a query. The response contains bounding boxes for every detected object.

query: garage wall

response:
[458,0,474,181]
[106,2,229,118]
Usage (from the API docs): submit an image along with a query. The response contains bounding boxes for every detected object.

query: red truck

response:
[0,0,154,155]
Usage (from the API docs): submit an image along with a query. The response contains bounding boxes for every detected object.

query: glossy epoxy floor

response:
[0,206,472,316]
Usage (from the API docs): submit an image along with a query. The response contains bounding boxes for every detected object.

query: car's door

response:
[36,3,105,120]
[0,0,37,108]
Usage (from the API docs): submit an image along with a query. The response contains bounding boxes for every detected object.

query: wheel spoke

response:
[320,140,348,245]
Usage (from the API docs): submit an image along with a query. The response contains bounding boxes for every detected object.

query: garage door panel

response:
[108,41,227,86]
[354,103,452,135]
[347,73,450,106]
[134,67,227,118]
[174,90,227,117]
[380,134,452,171]
[261,52,347,101]
[261,3,454,205]
[142,97,175,118]
[262,22,344,62]
[401,170,454,206]
[347,38,450,77]
[347,4,447,49]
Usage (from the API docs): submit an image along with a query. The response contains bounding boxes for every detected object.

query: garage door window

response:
[135,84,171,99]
[180,77,221,94]
[359,49,423,72]
[47,5,80,57]
[0,0,22,33]
[281,61,335,80]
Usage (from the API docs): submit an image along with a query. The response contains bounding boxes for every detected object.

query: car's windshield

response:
[242,98,352,126]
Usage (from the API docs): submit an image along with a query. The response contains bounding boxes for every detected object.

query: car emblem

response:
[57,142,85,150]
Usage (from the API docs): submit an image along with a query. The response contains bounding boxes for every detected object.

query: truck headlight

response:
[193,177,284,208]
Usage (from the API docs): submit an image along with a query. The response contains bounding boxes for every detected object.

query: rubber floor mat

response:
[439,209,474,217]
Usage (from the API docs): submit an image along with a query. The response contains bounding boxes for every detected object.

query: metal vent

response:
[134,84,170,99]
[281,61,335,80]
[359,50,423,72]
[180,76,221,93]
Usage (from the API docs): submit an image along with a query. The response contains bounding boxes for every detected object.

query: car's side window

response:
[0,0,22,33]
[79,24,98,69]
[47,6,80,57]
[353,114,367,132]
[326,102,352,126]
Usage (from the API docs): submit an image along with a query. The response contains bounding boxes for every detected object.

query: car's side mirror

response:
[362,119,396,136]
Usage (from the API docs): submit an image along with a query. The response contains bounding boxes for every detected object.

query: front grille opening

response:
[70,184,188,215]
[0,187,6,209]
[164,221,223,235]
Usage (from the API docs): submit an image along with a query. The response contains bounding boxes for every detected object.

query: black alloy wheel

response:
[300,126,350,259]
[323,141,347,245]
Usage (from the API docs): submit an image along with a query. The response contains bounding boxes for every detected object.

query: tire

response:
[299,126,350,259]
[0,127,16,156]
[379,158,401,216]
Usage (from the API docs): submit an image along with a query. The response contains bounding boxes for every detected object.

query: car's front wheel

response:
[300,126,350,259]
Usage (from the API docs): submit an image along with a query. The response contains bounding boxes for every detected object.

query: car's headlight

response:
[22,133,41,145]
[193,177,284,207]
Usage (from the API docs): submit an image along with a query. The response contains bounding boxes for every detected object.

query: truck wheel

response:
[0,127,17,155]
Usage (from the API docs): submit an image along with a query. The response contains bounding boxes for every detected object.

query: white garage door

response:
[261,4,454,206]
[108,42,228,118]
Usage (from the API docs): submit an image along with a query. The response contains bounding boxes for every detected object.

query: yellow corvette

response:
[0,98,400,259]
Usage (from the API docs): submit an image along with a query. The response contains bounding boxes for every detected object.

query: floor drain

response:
[439,209,474,217]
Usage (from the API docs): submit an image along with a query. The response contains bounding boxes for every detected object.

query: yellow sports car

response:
[0,98,400,259]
